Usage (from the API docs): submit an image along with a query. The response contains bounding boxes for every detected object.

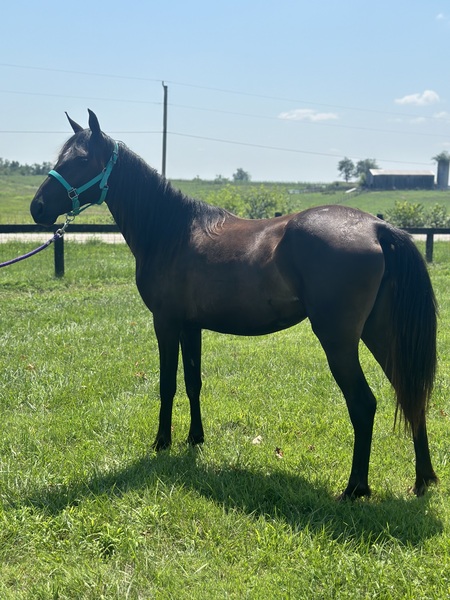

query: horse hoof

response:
[152,438,171,452]
[337,484,372,501]
[412,474,439,497]
[187,434,205,446]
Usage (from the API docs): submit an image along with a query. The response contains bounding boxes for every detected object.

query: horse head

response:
[30,110,115,226]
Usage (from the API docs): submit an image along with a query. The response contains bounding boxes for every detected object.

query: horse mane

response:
[109,140,231,252]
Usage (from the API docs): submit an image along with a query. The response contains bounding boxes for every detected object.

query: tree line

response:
[0,158,53,176]
[338,152,450,184]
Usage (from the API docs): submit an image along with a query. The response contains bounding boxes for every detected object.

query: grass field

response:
[2,173,450,224]
[0,239,449,598]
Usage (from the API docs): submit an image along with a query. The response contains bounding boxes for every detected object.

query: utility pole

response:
[162,81,168,178]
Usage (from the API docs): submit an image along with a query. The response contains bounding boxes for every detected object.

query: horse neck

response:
[105,144,193,257]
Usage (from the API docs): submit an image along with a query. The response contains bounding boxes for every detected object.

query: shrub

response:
[385,201,426,227]
[206,184,246,215]
[207,185,288,219]
[386,201,450,228]
[427,203,450,227]
[244,186,280,219]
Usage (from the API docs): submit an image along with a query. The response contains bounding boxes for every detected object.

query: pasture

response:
[0,238,449,598]
[3,172,450,223]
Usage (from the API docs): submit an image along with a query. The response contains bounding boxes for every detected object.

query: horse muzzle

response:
[30,194,57,227]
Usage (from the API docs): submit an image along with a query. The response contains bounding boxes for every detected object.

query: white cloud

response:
[436,13,445,20]
[434,111,450,123]
[278,108,338,122]
[395,90,440,106]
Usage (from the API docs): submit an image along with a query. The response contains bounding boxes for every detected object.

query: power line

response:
[0,127,433,166]
[0,130,161,135]
[0,88,445,140]
[0,61,442,122]
[170,102,448,138]
[167,80,435,121]
[168,131,433,167]
[0,64,442,169]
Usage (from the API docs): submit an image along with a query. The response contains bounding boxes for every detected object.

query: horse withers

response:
[30,110,438,499]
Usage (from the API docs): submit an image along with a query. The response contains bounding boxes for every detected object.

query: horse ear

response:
[65,112,83,133]
[88,109,102,138]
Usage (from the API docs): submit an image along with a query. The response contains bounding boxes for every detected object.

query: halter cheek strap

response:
[48,141,119,217]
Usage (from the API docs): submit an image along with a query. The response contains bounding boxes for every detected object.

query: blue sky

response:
[1,1,450,182]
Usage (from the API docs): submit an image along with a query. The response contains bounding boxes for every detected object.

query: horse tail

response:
[378,225,437,434]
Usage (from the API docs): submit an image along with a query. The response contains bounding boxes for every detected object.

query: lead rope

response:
[0,215,73,269]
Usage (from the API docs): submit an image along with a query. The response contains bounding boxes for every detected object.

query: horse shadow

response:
[18,447,442,547]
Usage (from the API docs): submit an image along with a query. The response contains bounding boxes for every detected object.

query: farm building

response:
[366,169,435,190]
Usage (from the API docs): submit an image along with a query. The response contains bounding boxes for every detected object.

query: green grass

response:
[3,173,450,224]
[0,240,450,598]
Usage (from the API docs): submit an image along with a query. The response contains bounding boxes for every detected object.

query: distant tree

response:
[432,151,450,163]
[213,174,229,184]
[0,157,54,176]
[31,162,53,175]
[355,158,379,178]
[337,157,355,182]
[354,158,379,186]
[232,168,251,182]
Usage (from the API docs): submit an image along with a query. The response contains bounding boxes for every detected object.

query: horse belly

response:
[192,280,306,335]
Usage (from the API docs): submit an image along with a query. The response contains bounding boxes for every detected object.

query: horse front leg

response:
[152,318,180,451]
[181,326,204,446]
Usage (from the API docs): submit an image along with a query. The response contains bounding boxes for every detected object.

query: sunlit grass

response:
[0,240,449,598]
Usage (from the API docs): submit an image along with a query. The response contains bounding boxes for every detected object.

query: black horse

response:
[30,110,438,499]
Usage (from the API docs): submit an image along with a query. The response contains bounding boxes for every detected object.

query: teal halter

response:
[48,141,119,217]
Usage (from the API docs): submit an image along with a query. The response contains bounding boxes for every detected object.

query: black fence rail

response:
[0,224,120,277]
[1,224,449,276]
[403,227,450,263]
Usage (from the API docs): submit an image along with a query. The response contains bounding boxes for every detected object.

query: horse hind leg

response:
[361,285,438,495]
[312,319,377,499]
[412,422,438,495]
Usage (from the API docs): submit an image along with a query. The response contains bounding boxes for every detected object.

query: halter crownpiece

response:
[48,141,119,217]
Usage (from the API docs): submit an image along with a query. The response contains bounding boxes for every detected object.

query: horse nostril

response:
[30,198,44,222]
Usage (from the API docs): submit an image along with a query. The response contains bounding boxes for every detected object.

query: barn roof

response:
[369,169,434,176]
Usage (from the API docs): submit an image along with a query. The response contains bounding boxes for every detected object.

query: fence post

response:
[54,235,65,277]
[425,233,434,263]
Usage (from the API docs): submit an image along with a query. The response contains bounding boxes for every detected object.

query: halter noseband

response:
[48,141,119,217]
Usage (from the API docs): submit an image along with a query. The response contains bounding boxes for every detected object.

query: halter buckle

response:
[68,188,79,201]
